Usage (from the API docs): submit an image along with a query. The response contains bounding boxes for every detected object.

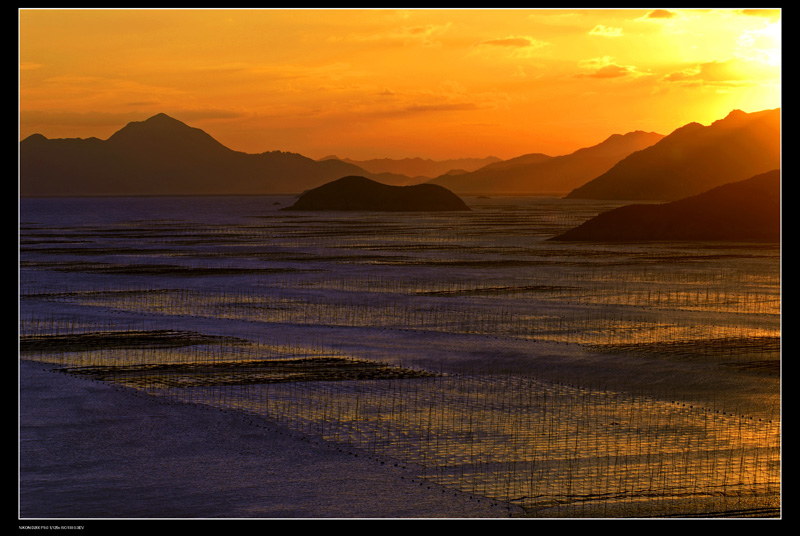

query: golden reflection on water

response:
[169,373,780,517]
[20,197,781,517]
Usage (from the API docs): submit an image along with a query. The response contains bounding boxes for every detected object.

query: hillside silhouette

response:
[19,114,414,197]
[319,155,502,181]
[565,108,780,201]
[551,169,780,242]
[427,131,664,195]
[282,176,471,212]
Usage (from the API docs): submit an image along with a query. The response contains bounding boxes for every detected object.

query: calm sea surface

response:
[19,195,781,517]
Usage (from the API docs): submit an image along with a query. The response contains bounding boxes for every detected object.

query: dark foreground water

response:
[19,195,781,518]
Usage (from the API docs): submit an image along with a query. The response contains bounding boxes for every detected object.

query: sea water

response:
[19,194,781,517]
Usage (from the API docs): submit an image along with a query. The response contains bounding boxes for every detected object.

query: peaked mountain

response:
[19,114,412,196]
[426,131,665,195]
[551,169,780,242]
[282,175,470,212]
[565,108,781,201]
[319,155,503,180]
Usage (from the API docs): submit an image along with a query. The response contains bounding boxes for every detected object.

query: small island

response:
[282,176,471,212]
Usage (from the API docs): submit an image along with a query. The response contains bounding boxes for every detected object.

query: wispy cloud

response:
[314,80,512,121]
[21,108,247,132]
[402,102,480,113]
[663,58,778,86]
[473,35,550,58]
[575,56,647,79]
[192,61,356,81]
[38,74,188,98]
[644,9,676,19]
[736,9,781,21]
[479,36,546,48]
[588,24,623,37]
[329,23,453,47]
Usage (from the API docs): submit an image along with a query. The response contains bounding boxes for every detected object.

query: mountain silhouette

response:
[565,108,780,201]
[105,113,232,156]
[319,155,503,181]
[426,131,664,195]
[282,176,471,212]
[550,169,780,242]
[19,114,414,196]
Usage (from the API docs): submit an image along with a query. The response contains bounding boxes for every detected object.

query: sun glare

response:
[19,8,782,159]
[737,21,781,67]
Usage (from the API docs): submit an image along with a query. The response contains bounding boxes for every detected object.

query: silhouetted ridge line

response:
[428,130,664,195]
[20,114,417,196]
[550,170,780,242]
[282,176,471,212]
[565,108,780,201]
[320,155,503,180]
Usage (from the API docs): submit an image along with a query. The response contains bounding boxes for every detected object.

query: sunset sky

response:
[18,8,781,161]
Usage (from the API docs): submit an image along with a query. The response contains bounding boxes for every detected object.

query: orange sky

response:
[18,8,781,160]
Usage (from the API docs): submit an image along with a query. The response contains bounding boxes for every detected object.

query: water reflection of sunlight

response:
[20,195,781,517]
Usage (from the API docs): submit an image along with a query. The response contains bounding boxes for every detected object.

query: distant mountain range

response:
[426,131,665,195]
[565,108,780,201]
[282,176,470,212]
[317,155,502,181]
[551,169,780,242]
[19,113,414,196]
[19,108,781,201]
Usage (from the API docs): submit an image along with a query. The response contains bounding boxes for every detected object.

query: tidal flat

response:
[19,194,780,518]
